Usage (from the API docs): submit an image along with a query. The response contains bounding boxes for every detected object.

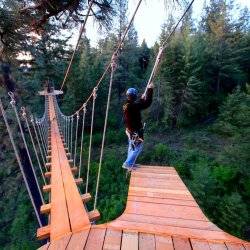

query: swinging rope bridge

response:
[0,0,250,249]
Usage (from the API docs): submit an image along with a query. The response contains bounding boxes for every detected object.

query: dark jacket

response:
[123,88,153,138]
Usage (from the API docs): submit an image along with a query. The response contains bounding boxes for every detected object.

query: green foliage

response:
[212,165,236,185]
[151,143,175,164]
[217,193,249,237]
[106,129,126,144]
[155,0,250,128]
[0,0,250,247]
[86,150,129,223]
[9,198,39,249]
[213,87,250,136]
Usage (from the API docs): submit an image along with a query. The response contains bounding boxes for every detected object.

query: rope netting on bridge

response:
[0,93,49,226]
[0,0,195,230]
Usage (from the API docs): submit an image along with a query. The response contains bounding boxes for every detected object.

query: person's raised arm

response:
[138,83,154,110]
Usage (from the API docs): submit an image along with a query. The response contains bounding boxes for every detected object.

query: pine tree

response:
[218,193,249,237]
[200,0,247,97]
[157,10,206,127]
[139,40,150,73]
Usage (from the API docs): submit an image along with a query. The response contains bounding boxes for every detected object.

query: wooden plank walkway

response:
[106,166,248,244]
[37,93,250,249]
[37,95,91,241]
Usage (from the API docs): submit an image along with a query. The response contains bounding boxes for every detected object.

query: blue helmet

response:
[126,88,138,98]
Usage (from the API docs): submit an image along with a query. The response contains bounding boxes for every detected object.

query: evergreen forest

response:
[0,0,249,248]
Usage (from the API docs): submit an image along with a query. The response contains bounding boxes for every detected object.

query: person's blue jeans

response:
[124,138,143,167]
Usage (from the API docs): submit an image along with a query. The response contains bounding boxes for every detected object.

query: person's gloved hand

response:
[148,82,154,88]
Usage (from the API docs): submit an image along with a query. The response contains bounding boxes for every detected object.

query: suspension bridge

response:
[1,0,250,249]
[1,87,249,249]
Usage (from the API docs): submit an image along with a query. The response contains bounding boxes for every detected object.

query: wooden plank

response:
[130,177,187,190]
[226,243,246,250]
[45,162,51,169]
[125,201,208,221]
[49,96,71,240]
[244,244,250,250]
[136,165,177,172]
[209,242,227,250]
[134,168,179,175]
[44,172,51,178]
[56,137,90,233]
[50,95,90,235]
[108,220,243,243]
[103,229,122,250]
[37,225,50,240]
[75,178,83,185]
[130,181,187,191]
[121,231,138,250]
[127,196,198,207]
[81,193,92,203]
[128,189,194,201]
[88,209,101,221]
[40,203,51,214]
[190,239,210,250]
[138,165,176,171]
[85,228,106,250]
[139,233,155,250]
[119,213,219,231]
[48,234,71,250]
[129,187,191,196]
[46,155,52,162]
[66,228,90,250]
[71,167,78,174]
[172,237,192,250]
[43,185,51,193]
[155,235,174,250]
[133,171,180,180]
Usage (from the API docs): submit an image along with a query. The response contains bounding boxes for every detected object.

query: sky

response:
[80,0,250,48]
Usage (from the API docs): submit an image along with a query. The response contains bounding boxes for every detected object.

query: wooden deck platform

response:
[37,95,250,249]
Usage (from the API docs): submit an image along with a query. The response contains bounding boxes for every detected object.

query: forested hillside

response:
[0,0,249,248]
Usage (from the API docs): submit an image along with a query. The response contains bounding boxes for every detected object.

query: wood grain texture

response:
[244,244,250,250]
[39,96,91,242]
[190,239,210,250]
[209,242,227,250]
[103,229,122,250]
[118,213,219,231]
[85,228,106,250]
[127,195,198,207]
[155,235,174,250]
[121,231,138,250]
[225,243,246,250]
[48,234,71,250]
[49,96,71,240]
[173,237,192,250]
[139,233,155,250]
[66,229,90,250]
